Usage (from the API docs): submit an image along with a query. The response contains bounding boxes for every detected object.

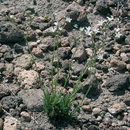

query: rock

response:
[40,36,53,51]
[3,63,14,82]
[103,117,112,128]
[28,42,37,50]
[97,116,102,121]
[20,111,31,122]
[108,103,123,115]
[107,0,119,6]
[13,54,32,69]
[92,107,102,115]
[124,95,130,106]
[0,84,10,99]
[32,47,43,57]
[58,47,71,59]
[0,103,2,113]
[32,62,45,72]
[125,35,130,44]
[88,125,99,130]
[120,45,130,53]
[60,37,70,47]
[4,50,13,62]
[0,63,5,72]
[0,45,9,53]
[110,58,126,71]
[0,118,3,130]
[18,89,43,111]
[17,70,38,89]
[126,64,130,71]
[0,22,24,44]
[104,74,129,92]
[71,62,84,75]
[3,116,19,130]
[62,60,70,70]
[73,46,88,62]
[82,105,92,112]
[14,43,24,53]
[1,96,22,110]
[120,53,129,63]
[55,2,80,22]
[96,0,109,15]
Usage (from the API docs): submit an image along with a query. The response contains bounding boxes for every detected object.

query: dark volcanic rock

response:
[104,74,130,92]
[1,96,22,110]
[0,22,24,44]
[96,0,110,15]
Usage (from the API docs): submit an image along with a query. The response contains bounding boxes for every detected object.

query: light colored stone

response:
[20,111,31,122]
[96,116,102,121]
[18,70,38,89]
[82,105,92,112]
[92,107,102,115]
[108,103,123,115]
[32,62,45,72]
[4,116,19,130]
[60,37,70,47]
[13,54,32,69]
[28,42,37,50]
[126,64,130,71]
[36,29,42,35]
[32,47,43,57]
[73,47,87,62]
[110,58,126,71]
[120,53,129,62]
[13,67,23,76]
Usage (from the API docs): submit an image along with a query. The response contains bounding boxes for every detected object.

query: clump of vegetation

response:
[41,16,121,120]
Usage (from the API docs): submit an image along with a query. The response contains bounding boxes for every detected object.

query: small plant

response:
[42,16,122,120]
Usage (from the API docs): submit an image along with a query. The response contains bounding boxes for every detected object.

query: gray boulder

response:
[104,74,130,92]
[18,89,43,111]
[0,22,24,44]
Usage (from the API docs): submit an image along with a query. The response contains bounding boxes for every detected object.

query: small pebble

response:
[82,105,92,112]
[92,107,102,115]
[96,116,102,121]
[20,111,31,122]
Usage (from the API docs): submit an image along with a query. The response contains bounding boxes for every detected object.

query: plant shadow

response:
[48,116,81,130]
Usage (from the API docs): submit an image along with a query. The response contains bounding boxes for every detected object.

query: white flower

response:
[80,27,85,32]
[54,22,58,26]
[86,26,91,32]
[59,27,63,31]
[115,32,122,38]
[114,27,122,38]
[97,54,103,59]
[85,26,92,36]
[92,27,99,34]
[51,27,57,32]
[73,24,78,28]
[106,36,111,41]
[97,19,107,26]
[66,17,72,23]
[85,30,92,36]
[114,28,120,32]
[107,16,114,22]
